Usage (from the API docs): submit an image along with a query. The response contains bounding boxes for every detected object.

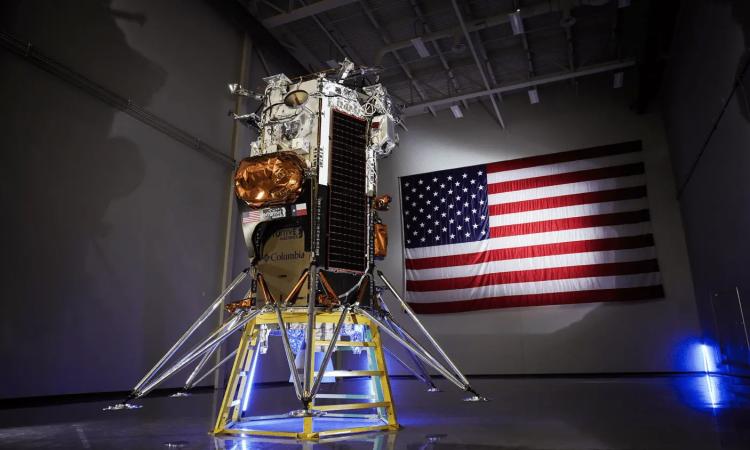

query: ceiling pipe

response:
[451,0,506,128]
[402,59,635,115]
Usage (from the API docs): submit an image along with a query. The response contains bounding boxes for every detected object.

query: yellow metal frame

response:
[214,429,397,449]
[212,309,399,440]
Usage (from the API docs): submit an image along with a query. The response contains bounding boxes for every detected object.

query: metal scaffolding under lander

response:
[106,267,487,440]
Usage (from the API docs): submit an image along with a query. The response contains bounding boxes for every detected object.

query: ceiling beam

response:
[451,0,506,128]
[211,0,306,73]
[402,59,636,115]
[408,0,469,110]
[565,25,576,70]
[561,0,577,73]
[358,0,437,116]
[232,0,321,73]
[295,0,366,65]
[514,0,537,80]
[465,1,504,113]
[262,0,358,28]
[283,32,326,72]
[375,1,584,65]
[378,14,598,89]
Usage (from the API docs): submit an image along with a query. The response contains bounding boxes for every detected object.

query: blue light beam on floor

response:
[700,344,717,408]
[241,349,261,412]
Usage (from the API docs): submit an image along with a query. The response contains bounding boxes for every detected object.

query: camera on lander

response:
[107,59,486,440]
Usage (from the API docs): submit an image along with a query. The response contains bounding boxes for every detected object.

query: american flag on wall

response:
[399,141,664,314]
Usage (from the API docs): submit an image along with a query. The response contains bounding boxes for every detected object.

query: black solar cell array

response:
[327,110,368,272]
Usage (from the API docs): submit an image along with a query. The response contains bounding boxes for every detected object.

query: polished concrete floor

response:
[1,376,749,449]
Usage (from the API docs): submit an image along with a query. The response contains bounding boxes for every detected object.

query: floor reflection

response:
[214,431,397,450]
[1,376,749,449]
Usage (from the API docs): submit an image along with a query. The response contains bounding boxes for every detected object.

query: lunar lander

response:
[106,60,486,440]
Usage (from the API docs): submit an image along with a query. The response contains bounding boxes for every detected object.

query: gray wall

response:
[662,0,750,372]
[377,76,703,375]
[0,0,287,399]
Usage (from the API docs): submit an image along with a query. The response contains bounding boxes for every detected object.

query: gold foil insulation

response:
[317,272,341,309]
[225,298,252,314]
[234,152,305,208]
[373,194,392,211]
[374,223,388,257]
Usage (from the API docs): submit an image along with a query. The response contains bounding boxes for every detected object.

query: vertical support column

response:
[368,319,398,429]
[215,31,253,390]
[303,308,317,435]
[364,324,385,419]
[302,265,318,435]
[304,266,318,397]
[230,327,260,423]
[213,318,257,434]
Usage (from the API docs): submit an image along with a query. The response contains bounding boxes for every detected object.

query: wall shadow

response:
[0,0,166,397]
[712,0,750,122]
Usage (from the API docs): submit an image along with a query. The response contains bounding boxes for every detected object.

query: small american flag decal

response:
[242,210,261,224]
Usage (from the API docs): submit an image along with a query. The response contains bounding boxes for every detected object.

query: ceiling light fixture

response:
[527,87,540,104]
[411,37,431,58]
[509,9,524,35]
[450,104,464,118]
[613,71,624,89]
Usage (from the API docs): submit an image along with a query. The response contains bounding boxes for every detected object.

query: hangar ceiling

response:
[240,0,651,126]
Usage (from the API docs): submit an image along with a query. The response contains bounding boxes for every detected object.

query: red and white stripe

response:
[242,210,261,224]
[404,141,663,313]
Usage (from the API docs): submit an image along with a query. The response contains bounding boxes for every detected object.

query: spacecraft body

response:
[112,62,485,440]
[233,70,399,306]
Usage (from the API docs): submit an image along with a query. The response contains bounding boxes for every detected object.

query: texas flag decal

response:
[292,203,308,217]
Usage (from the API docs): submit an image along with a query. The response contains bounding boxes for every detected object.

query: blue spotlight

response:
[700,344,717,408]
[242,350,261,411]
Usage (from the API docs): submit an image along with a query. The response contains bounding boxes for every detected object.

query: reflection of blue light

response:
[700,344,717,408]
[700,344,713,372]
[242,350,261,411]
